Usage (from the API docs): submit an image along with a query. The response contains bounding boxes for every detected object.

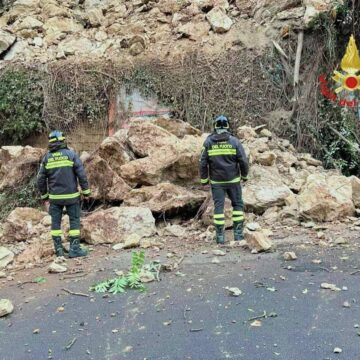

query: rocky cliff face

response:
[0,0,339,64]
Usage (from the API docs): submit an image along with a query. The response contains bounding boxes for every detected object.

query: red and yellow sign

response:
[332,35,360,93]
[319,35,360,108]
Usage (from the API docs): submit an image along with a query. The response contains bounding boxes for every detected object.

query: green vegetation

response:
[90,251,160,294]
[0,69,44,144]
[0,176,42,221]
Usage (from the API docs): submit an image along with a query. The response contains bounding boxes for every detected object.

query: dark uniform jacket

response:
[37,143,90,205]
[199,132,249,185]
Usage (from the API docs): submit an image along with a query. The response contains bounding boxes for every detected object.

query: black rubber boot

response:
[215,225,225,245]
[233,221,244,241]
[53,237,64,257]
[69,237,88,258]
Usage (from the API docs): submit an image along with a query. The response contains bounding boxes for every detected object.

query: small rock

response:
[250,320,262,327]
[162,224,186,237]
[206,7,233,33]
[212,249,226,256]
[48,262,67,273]
[259,129,272,138]
[139,271,155,283]
[283,252,297,261]
[320,283,341,291]
[112,243,124,250]
[343,301,351,308]
[245,230,272,252]
[246,222,260,231]
[33,328,40,334]
[129,42,144,56]
[238,240,247,247]
[335,237,348,245]
[0,299,14,317]
[312,259,322,264]
[123,234,141,249]
[211,257,220,264]
[0,271,6,278]
[225,287,242,297]
[333,347,342,354]
[0,247,15,270]
[302,221,315,228]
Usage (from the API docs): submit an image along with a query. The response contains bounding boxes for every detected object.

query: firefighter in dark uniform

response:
[37,131,91,258]
[199,116,249,244]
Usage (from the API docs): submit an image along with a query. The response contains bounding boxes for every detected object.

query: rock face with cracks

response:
[0,247,14,269]
[243,165,292,214]
[85,155,131,201]
[123,183,207,213]
[0,299,14,317]
[1,207,48,243]
[297,174,354,222]
[0,146,43,191]
[81,207,156,245]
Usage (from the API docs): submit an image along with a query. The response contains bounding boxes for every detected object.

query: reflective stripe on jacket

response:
[199,132,249,184]
[37,143,90,205]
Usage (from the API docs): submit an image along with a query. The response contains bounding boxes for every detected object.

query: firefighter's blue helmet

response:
[214,115,230,129]
[48,130,65,143]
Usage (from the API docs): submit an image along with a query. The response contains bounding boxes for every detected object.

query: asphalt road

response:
[1,244,360,360]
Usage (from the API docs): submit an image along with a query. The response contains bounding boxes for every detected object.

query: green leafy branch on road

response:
[90,251,158,295]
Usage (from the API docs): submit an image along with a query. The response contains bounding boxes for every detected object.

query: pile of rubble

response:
[0,117,359,268]
[0,0,340,63]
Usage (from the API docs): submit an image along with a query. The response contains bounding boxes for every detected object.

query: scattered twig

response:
[350,269,360,275]
[247,311,267,322]
[175,256,185,269]
[64,337,77,351]
[183,306,191,320]
[190,328,204,332]
[60,273,87,280]
[328,125,360,153]
[272,40,289,59]
[319,267,331,273]
[194,193,211,221]
[62,288,90,298]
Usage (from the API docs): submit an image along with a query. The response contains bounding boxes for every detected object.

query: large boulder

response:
[243,165,292,213]
[84,155,131,201]
[244,230,273,252]
[151,118,202,138]
[7,0,40,18]
[81,207,156,245]
[16,237,54,264]
[59,38,94,56]
[350,176,360,208]
[0,247,14,270]
[44,17,83,34]
[303,0,338,26]
[202,198,233,228]
[123,183,207,213]
[120,149,178,186]
[97,136,131,176]
[297,174,354,222]
[176,20,211,42]
[0,299,14,318]
[0,207,48,243]
[120,134,205,186]
[0,146,43,191]
[0,30,16,55]
[127,120,180,157]
[206,7,233,33]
